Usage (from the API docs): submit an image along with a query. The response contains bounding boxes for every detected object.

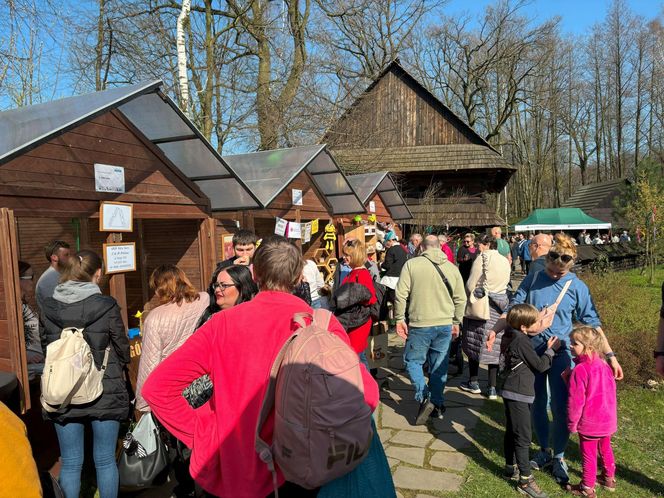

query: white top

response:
[302,260,325,301]
[465,249,511,295]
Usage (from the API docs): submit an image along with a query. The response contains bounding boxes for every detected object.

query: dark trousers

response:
[468,358,498,388]
[504,399,532,477]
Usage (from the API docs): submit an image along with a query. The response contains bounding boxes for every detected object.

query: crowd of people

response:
[7,222,662,498]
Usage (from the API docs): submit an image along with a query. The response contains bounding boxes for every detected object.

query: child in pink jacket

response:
[566,326,617,497]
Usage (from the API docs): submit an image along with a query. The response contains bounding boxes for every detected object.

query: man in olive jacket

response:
[395,235,467,424]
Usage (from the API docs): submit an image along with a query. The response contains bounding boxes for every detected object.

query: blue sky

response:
[445,0,662,34]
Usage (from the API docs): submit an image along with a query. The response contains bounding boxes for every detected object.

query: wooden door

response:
[0,208,30,412]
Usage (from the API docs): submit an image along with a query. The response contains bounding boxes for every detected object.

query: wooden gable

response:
[0,110,209,219]
[323,62,486,150]
[257,170,333,221]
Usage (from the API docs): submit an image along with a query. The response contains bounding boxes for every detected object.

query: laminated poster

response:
[292,189,303,206]
[287,222,302,239]
[303,222,312,243]
[369,201,376,213]
[275,217,288,236]
[311,219,319,235]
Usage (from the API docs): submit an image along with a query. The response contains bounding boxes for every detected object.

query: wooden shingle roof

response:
[331,144,515,174]
[561,178,629,225]
[406,196,504,228]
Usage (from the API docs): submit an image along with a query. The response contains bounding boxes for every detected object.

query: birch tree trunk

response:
[177,0,192,117]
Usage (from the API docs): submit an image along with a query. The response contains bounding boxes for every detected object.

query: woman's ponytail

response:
[60,250,103,283]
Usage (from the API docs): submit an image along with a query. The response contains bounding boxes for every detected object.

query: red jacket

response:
[342,268,377,353]
[142,291,379,498]
[567,354,617,437]
[441,243,455,264]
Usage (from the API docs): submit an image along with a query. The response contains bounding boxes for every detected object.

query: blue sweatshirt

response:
[507,270,601,353]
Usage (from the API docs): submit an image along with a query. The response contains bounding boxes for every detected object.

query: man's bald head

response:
[491,226,502,239]
[530,233,553,259]
[423,234,440,249]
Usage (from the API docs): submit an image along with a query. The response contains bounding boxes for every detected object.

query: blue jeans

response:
[403,325,452,407]
[531,348,573,458]
[54,419,121,498]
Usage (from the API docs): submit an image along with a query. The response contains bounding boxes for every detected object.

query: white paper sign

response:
[94,164,125,193]
[287,222,301,239]
[292,189,303,206]
[100,202,133,232]
[275,217,288,236]
[104,243,136,274]
[369,201,376,213]
[303,222,312,243]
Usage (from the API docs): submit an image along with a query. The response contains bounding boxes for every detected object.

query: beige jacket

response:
[465,249,511,295]
[136,292,210,411]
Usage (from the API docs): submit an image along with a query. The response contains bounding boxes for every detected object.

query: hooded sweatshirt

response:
[41,281,130,422]
[394,248,466,327]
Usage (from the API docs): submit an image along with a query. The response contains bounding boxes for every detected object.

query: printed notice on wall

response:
[103,242,136,274]
[275,217,288,236]
[303,222,312,243]
[287,222,301,239]
[95,164,125,193]
[311,219,319,234]
[369,201,376,213]
[292,189,303,206]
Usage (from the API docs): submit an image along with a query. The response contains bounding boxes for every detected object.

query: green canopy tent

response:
[513,208,612,232]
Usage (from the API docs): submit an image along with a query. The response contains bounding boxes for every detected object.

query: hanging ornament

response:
[368,213,377,224]
[323,222,337,251]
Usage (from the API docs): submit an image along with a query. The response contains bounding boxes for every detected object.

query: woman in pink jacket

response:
[566,326,618,497]
[142,236,379,498]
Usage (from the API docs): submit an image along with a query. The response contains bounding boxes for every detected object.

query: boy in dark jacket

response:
[499,304,560,498]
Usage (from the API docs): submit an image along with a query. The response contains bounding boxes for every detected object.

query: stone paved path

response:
[377,332,487,497]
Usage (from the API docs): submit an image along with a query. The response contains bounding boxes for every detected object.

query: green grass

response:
[445,266,664,497]
[445,387,664,498]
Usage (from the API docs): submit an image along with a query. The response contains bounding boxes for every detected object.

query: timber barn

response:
[323,60,516,231]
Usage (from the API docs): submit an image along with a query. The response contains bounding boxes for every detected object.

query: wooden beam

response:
[198,218,217,288]
[106,233,128,329]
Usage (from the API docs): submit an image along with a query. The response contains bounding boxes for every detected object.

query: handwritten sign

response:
[103,242,136,274]
[94,164,125,193]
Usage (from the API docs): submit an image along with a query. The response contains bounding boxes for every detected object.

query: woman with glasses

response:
[487,233,623,485]
[456,233,478,284]
[196,264,258,327]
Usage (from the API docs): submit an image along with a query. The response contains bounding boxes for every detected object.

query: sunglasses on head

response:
[548,251,573,263]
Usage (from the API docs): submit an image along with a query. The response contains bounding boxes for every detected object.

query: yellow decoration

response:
[311,219,319,234]
[368,214,377,223]
[134,310,144,332]
[323,222,337,251]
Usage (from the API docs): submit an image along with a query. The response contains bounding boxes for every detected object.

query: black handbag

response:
[118,413,170,489]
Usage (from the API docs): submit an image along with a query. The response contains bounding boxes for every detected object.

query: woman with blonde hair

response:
[487,234,623,485]
[336,239,377,359]
[136,265,209,411]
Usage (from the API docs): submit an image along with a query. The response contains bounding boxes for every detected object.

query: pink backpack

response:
[255,309,373,494]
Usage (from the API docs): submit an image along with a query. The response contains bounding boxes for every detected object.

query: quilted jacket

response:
[136,292,210,411]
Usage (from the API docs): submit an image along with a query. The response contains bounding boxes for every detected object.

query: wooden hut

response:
[347,171,412,225]
[323,60,516,230]
[0,81,255,409]
[190,145,365,265]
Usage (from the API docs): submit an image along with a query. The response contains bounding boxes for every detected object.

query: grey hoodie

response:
[394,248,467,327]
[53,281,102,304]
